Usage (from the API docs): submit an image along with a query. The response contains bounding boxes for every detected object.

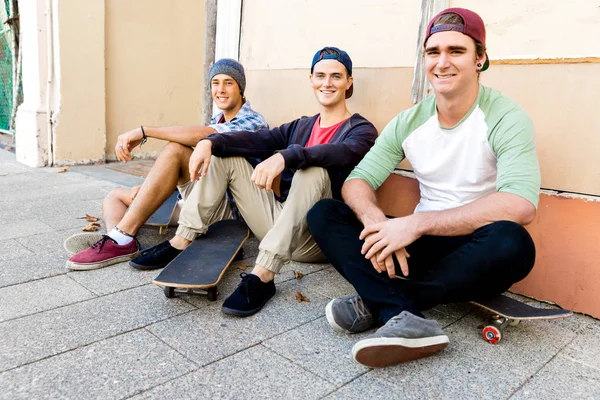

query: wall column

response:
[14,0,49,167]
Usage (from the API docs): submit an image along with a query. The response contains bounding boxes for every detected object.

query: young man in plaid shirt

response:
[66,59,268,270]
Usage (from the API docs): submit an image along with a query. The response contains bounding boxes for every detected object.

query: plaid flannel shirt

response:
[208,101,268,133]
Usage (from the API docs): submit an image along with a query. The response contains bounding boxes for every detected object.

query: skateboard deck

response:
[471,294,572,344]
[152,219,249,300]
[145,190,179,234]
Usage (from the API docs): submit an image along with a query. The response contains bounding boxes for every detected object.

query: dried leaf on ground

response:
[295,291,310,303]
[293,271,304,280]
[77,214,99,222]
[82,222,101,232]
[5,146,13,151]
[57,167,68,173]
[236,264,250,271]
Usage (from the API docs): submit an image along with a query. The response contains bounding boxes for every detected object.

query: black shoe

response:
[129,240,182,270]
[222,273,276,317]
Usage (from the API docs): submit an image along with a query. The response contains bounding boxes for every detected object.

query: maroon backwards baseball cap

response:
[424,8,489,72]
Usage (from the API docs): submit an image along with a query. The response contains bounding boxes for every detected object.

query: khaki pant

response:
[176,156,331,273]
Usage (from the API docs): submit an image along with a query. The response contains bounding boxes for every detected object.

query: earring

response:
[477,63,482,67]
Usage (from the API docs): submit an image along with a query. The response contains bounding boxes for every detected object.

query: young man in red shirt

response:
[132,47,378,317]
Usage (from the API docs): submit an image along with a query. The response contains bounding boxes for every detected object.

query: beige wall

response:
[104,0,206,159]
[53,0,106,163]
[452,0,600,59]
[241,0,600,196]
[240,0,421,69]
[481,63,600,196]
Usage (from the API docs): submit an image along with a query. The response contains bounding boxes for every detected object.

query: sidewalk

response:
[0,148,598,400]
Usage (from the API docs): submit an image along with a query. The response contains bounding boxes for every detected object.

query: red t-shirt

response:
[305,116,348,147]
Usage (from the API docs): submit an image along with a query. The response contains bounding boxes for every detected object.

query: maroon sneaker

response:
[67,235,140,271]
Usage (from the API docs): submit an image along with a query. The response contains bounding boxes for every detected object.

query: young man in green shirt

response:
[308,8,540,368]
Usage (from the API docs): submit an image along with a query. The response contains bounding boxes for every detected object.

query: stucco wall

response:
[240,0,421,70]
[453,0,600,59]
[52,0,105,163]
[104,0,206,159]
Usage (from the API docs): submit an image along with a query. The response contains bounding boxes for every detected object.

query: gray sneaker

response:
[326,295,374,334]
[63,232,104,255]
[352,311,449,367]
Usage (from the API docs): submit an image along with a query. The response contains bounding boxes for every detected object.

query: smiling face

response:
[309,59,353,108]
[211,74,243,113]
[424,30,486,99]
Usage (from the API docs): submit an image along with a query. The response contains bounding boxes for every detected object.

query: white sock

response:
[107,228,134,245]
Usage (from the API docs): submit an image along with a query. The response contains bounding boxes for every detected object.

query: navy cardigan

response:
[206,113,378,202]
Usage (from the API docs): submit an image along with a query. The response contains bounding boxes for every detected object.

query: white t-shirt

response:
[348,85,541,211]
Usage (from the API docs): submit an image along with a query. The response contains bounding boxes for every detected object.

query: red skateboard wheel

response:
[482,326,501,344]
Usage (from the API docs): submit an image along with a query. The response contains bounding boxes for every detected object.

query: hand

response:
[115,128,144,162]
[189,140,213,181]
[360,214,422,264]
[130,185,141,201]
[251,153,285,192]
[364,240,410,279]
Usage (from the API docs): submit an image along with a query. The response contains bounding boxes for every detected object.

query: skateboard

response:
[152,219,250,301]
[145,190,179,234]
[471,294,572,344]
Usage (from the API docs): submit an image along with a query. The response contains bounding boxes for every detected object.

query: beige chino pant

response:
[176,156,331,273]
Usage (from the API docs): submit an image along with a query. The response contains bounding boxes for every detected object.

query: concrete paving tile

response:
[68,262,162,296]
[0,329,197,400]
[5,182,113,210]
[147,279,329,366]
[323,373,410,400]
[558,322,600,370]
[15,228,79,257]
[423,302,475,328]
[512,355,600,400]
[326,353,526,400]
[0,172,110,198]
[294,267,357,300]
[0,275,95,322]
[0,161,29,175]
[0,284,195,372]
[0,211,35,226]
[0,219,55,241]
[370,351,527,400]
[444,308,578,376]
[0,238,34,262]
[276,260,331,285]
[30,200,104,231]
[263,316,370,386]
[131,345,334,400]
[0,148,15,161]
[0,251,66,288]
[69,164,145,188]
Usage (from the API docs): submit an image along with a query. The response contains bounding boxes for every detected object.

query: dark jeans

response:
[307,199,536,324]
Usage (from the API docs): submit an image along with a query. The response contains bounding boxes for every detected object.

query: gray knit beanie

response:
[209,58,246,95]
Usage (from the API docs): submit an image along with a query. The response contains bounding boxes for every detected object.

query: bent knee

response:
[158,141,192,160]
[294,167,328,183]
[106,187,132,200]
[482,221,536,275]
